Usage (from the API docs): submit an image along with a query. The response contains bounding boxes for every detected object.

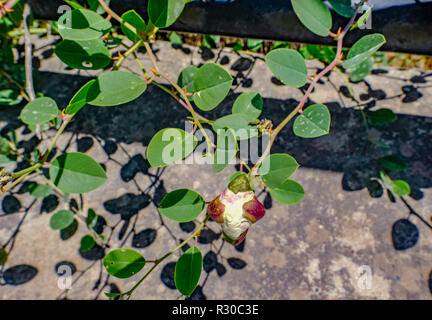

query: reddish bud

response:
[223,230,248,246]
[242,196,266,223]
[207,196,225,223]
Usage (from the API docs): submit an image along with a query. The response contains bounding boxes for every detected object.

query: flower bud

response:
[207,174,266,245]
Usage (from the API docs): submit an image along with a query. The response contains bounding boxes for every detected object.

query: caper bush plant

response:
[0,0,397,299]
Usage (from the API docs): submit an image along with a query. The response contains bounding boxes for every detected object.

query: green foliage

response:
[65,80,96,115]
[203,35,219,49]
[146,128,198,167]
[349,57,373,82]
[368,108,397,127]
[177,66,198,95]
[379,155,407,172]
[260,154,299,189]
[28,183,52,198]
[232,92,263,122]
[291,0,332,37]
[265,49,307,88]
[293,104,331,138]
[213,114,258,141]
[80,235,96,252]
[158,189,205,222]
[193,63,233,111]
[213,129,238,173]
[351,6,373,30]
[86,71,147,107]
[269,180,305,205]
[169,32,182,45]
[103,249,146,279]
[58,9,112,41]
[0,89,22,106]
[343,34,386,69]
[49,152,107,194]
[50,210,75,230]
[392,180,411,196]
[0,248,8,266]
[328,0,354,18]
[148,0,186,28]
[55,39,111,70]
[175,247,203,296]
[121,10,146,42]
[247,39,263,51]
[20,97,59,125]
[0,137,11,155]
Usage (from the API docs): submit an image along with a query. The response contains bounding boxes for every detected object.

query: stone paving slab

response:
[0,39,432,300]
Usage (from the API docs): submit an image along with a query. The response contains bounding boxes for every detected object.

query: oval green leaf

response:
[148,0,186,28]
[379,155,407,172]
[55,39,111,70]
[80,235,96,252]
[86,71,147,107]
[158,189,205,222]
[213,114,258,141]
[343,34,386,69]
[232,91,263,121]
[392,180,411,197]
[293,104,331,138]
[259,154,299,189]
[49,152,107,194]
[121,10,146,42]
[50,210,75,230]
[20,97,59,125]
[349,57,373,82]
[269,179,305,205]
[65,79,96,115]
[175,247,203,296]
[265,49,308,88]
[292,0,333,37]
[368,108,397,127]
[193,63,233,111]
[0,248,8,266]
[328,0,354,18]
[58,9,112,41]
[177,65,198,94]
[146,128,198,167]
[213,128,238,173]
[28,183,52,198]
[103,248,146,279]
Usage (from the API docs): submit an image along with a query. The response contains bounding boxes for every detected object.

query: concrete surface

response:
[0,39,432,300]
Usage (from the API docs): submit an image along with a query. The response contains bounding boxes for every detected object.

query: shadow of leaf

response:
[392,219,419,250]
[132,229,157,248]
[227,258,247,270]
[2,265,38,285]
[160,262,176,289]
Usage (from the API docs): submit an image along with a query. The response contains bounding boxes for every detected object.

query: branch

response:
[23,3,35,101]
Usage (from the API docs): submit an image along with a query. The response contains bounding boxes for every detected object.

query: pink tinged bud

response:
[223,230,248,246]
[207,196,225,223]
[242,196,266,223]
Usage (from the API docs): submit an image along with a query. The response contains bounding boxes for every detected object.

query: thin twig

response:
[23,4,35,101]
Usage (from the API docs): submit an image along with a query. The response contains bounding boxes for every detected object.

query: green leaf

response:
[392,180,411,196]
[87,208,98,227]
[64,0,85,10]
[158,189,205,222]
[121,10,146,42]
[87,0,111,14]
[148,0,186,28]
[265,49,307,88]
[379,171,393,188]
[259,154,299,189]
[50,210,75,230]
[28,183,52,198]
[203,35,219,49]
[349,57,373,82]
[86,71,147,107]
[58,9,112,41]
[232,92,263,121]
[20,97,59,125]
[368,108,397,127]
[175,247,203,296]
[213,114,258,141]
[379,155,407,172]
[193,63,233,111]
[104,292,121,299]
[0,248,8,266]
[65,79,96,115]
[0,89,22,106]
[291,0,332,37]
[269,180,305,205]
[80,235,96,252]
[328,0,354,18]
[177,66,198,94]
[55,39,111,70]
[247,39,263,51]
[293,104,331,138]
[351,6,373,30]
[49,152,107,194]
[103,248,146,279]
[229,172,255,192]
[343,34,386,69]
[213,129,238,173]
[0,137,11,155]
[170,32,183,45]
[146,128,198,167]
[0,154,16,166]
